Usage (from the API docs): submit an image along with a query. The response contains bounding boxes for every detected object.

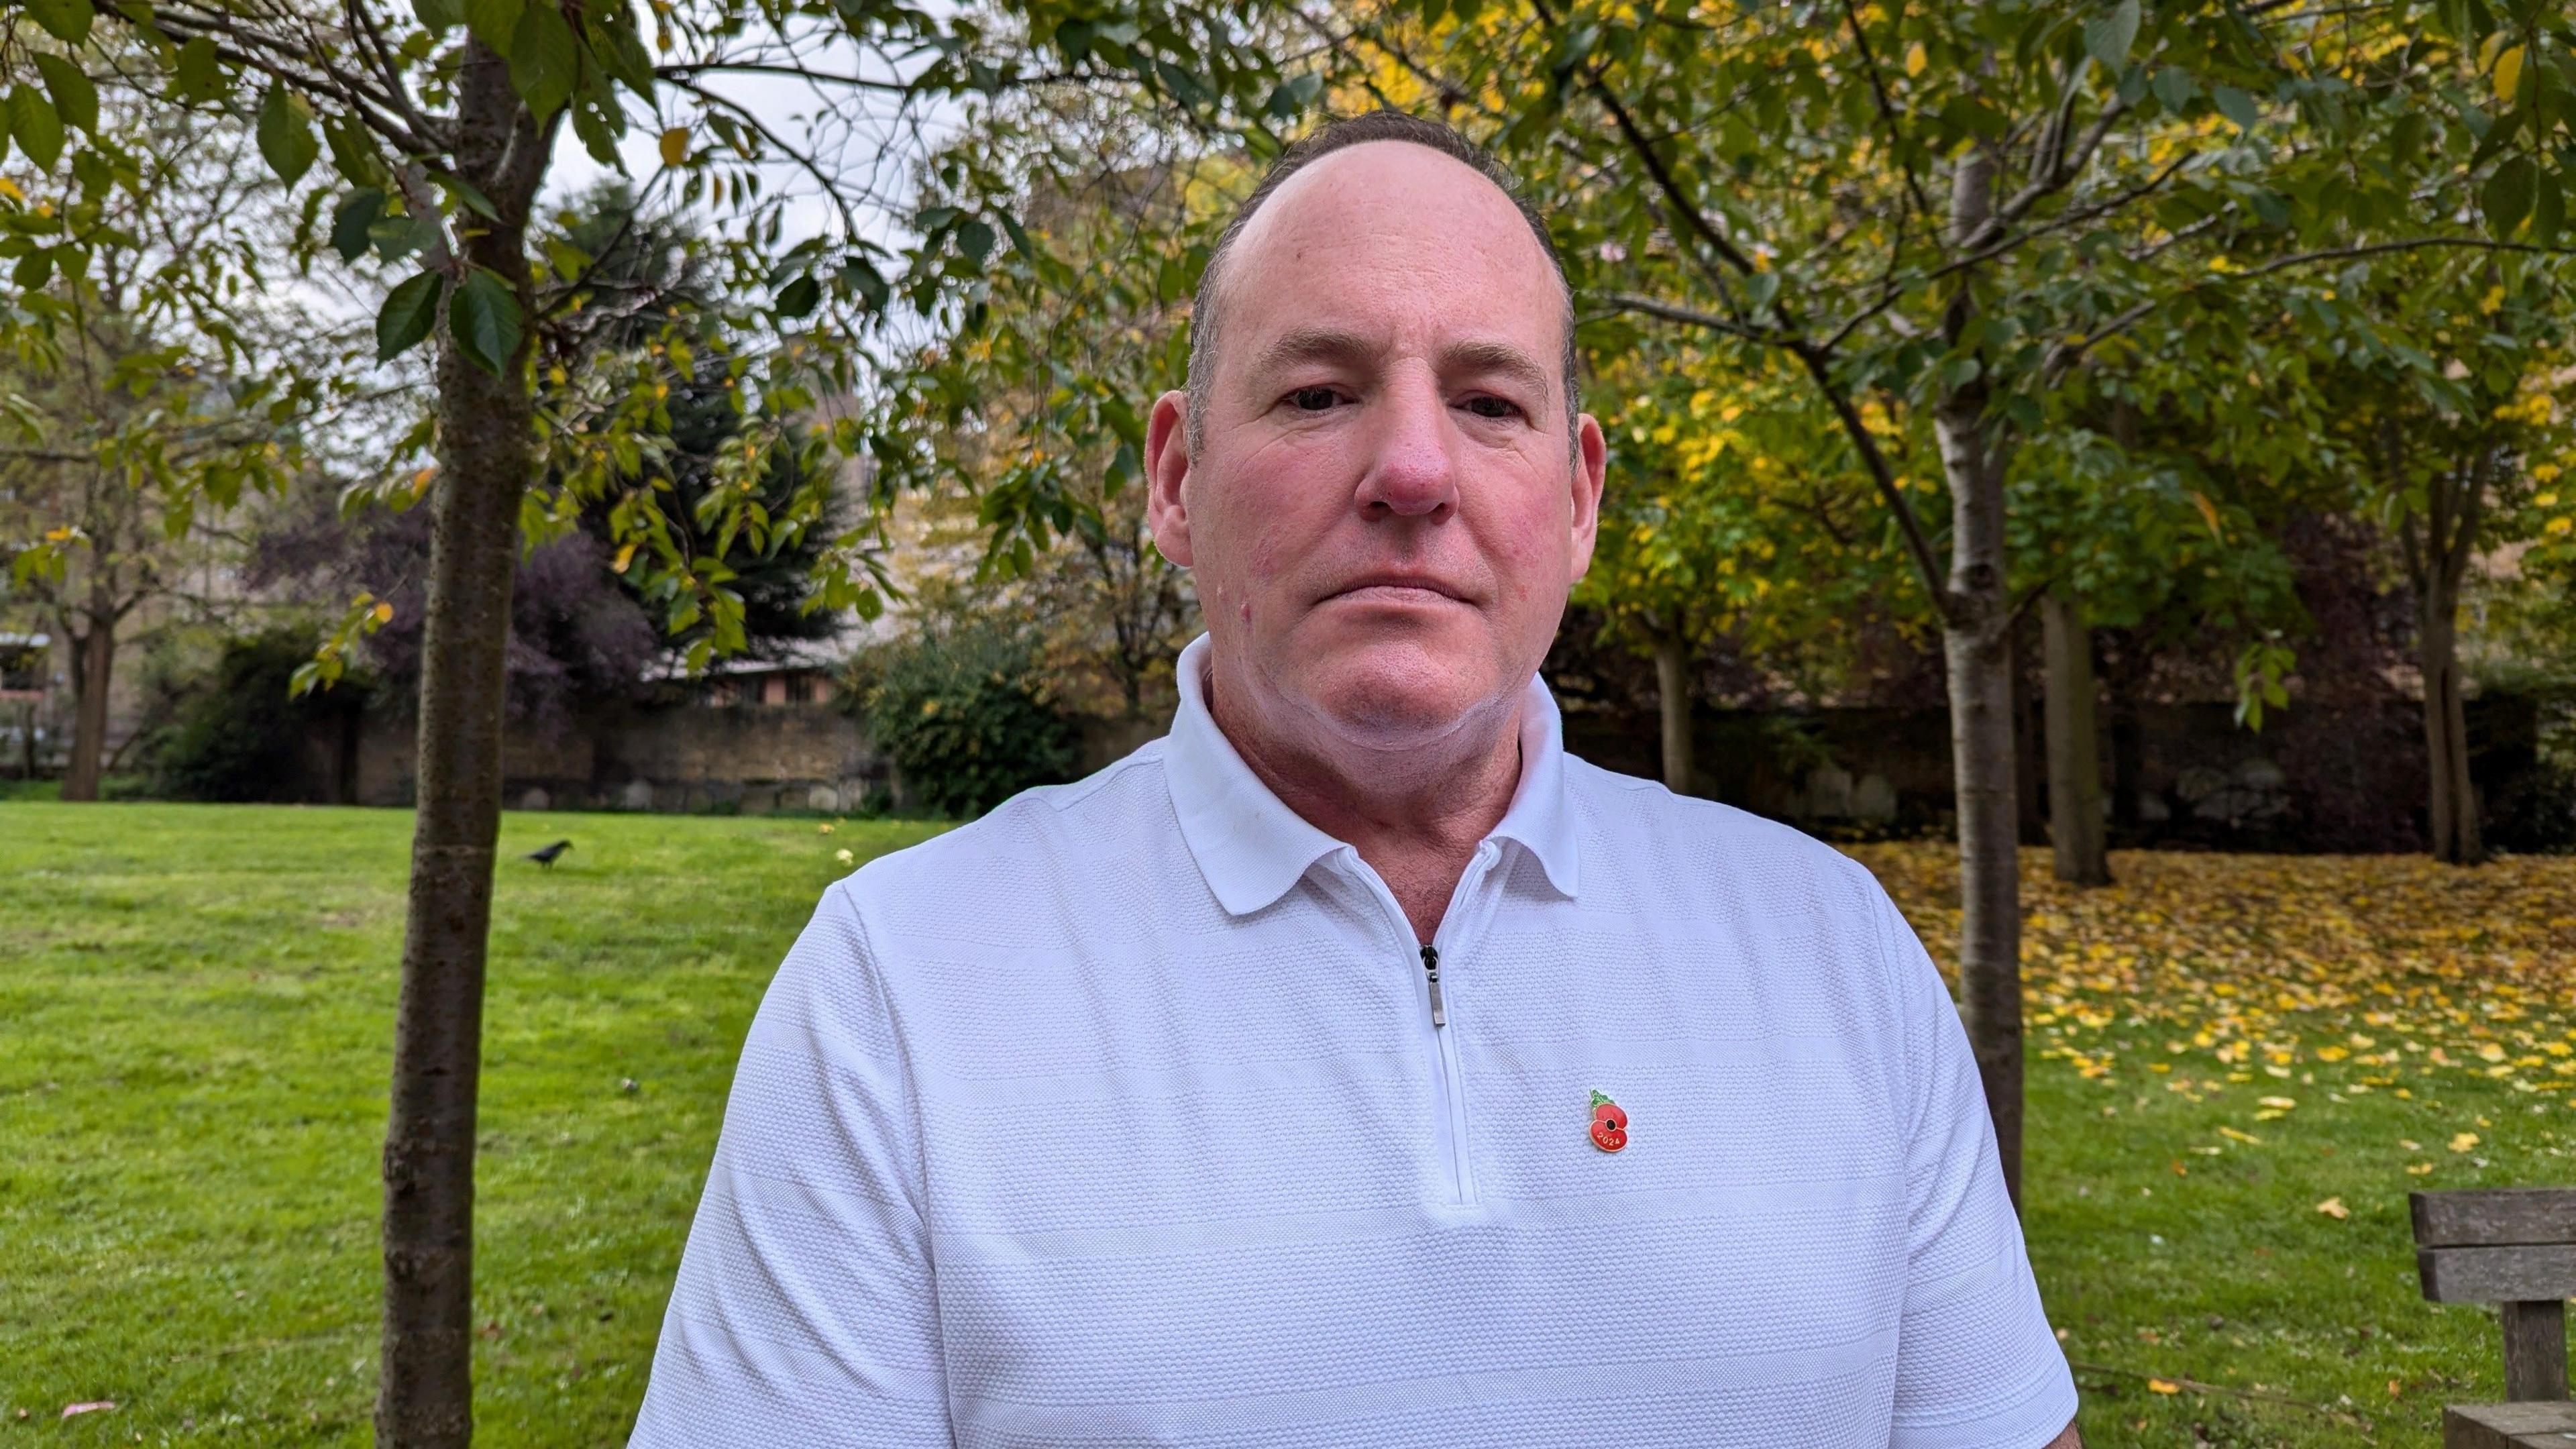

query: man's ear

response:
[1566,411,1608,582]
[1146,388,1195,568]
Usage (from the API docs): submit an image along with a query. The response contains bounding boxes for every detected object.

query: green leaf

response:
[325,120,384,187]
[996,209,1035,260]
[955,217,995,266]
[464,0,525,58]
[375,270,444,360]
[595,13,655,96]
[2483,154,2536,237]
[774,273,820,319]
[32,54,96,135]
[257,84,319,186]
[14,248,53,290]
[433,171,500,220]
[838,255,889,311]
[413,0,463,30]
[169,36,223,105]
[7,88,62,172]
[2149,66,2192,113]
[2212,84,2257,129]
[332,189,387,264]
[508,2,579,120]
[2082,0,2139,70]
[571,99,620,168]
[2533,170,2565,248]
[448,266,521,376]
[24,0,93,46]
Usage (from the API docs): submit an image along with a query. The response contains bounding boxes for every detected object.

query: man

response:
[630,111,2081,1447]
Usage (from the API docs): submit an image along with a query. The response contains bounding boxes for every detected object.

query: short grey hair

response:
[1183,110,1580,459]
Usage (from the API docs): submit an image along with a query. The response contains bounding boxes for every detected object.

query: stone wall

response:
[342,700,896,814]
[1563,692,2563,853]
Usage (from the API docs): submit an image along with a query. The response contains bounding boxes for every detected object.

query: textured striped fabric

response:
[629,635,2078,1448]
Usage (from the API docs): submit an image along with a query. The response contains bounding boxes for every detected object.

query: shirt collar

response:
[1163,633,1580,916]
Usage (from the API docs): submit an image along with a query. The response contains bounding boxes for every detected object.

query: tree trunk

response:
[1935,144,2025,1206]
[60,610,113,802]
[2010,621,2047,847]
[2419,582,2481,865]
[1937,421,2023,1206]
[375,38,543,1449]
[2041,592,2110,886]
[1653,628,1693,795]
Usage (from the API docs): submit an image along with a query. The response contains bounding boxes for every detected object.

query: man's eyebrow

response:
[1246,326,1379,380]
[1440,338,1552,403]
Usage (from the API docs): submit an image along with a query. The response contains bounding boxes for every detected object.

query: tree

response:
[3,0,1294,1440]
[2311,256,2576,863]
[1355,0,2571,1199]
[900,98,1225,720]
[0,99,323,799]
[1573,334,1911,794]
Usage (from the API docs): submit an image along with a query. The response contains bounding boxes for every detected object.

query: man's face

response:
[1146,142,1607,755]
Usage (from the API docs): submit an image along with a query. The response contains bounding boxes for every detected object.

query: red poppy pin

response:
[1589,1090,1628,1152]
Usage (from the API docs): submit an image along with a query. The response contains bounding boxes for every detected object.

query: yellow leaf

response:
[2450,1132,2479,1153]
[2147,1379,2181,1395]
[2494,44,2524,105]
[2479,1042,2508,1062]
[613,542,637,574]
[1904,41,1927,77]
[370,602,394,625]
[0,177,23,201]
[659,126,691,168]
[2316,1196,2349,1220]
[2190,490,2223,538]
[2259,1095,2297,1110]
[2407,1162,2435,1175]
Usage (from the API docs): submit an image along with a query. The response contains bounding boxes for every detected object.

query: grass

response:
[3,802,2571,1446]
[1,802,945,1446]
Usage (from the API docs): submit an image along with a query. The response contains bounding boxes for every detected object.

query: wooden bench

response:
[2413,1188,2576,1448]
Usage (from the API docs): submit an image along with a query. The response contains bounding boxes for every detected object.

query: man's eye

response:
[1290,386,1341,411]
[1464,396,1522,420]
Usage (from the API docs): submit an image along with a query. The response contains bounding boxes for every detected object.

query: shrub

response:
[152,630,365,802]
[863,623,1079,818]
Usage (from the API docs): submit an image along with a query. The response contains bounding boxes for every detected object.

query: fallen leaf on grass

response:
[2450,1132,2480,1152]
[2408,1162,2436,1175]
[62,1402,115,1418]
[2316,1197,2349,1219]
[2147,1379,2180,1395]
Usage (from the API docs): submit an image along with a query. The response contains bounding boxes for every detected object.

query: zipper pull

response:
[1419,944,1446,1027]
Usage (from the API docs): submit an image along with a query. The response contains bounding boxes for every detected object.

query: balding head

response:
[1185,113,1578,457]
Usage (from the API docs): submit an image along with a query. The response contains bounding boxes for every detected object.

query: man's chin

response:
[1288,653,1508,753]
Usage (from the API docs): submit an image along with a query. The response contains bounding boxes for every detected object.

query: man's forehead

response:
[1228,140,1549,282]
[1213,142,1562,374]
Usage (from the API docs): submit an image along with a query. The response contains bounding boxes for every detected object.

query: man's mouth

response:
[1326,574,1470,604]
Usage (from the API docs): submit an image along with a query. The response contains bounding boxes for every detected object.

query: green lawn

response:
[3,802,2570,1446]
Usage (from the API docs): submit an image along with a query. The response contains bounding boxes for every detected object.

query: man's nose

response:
[1354,376,1459,522]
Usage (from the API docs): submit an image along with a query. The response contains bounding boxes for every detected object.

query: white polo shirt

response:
[631,635,2078,1448]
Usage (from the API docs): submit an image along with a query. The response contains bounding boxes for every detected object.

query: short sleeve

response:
[1868,883,2080,1449]
[629,884,954,1448]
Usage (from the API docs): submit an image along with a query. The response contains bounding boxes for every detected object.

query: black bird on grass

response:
[525,840,574,869]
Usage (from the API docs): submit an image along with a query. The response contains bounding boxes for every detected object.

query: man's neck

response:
[1207,668,1526,944]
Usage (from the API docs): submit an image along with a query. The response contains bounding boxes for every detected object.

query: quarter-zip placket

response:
[1350,840,1503,1205]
